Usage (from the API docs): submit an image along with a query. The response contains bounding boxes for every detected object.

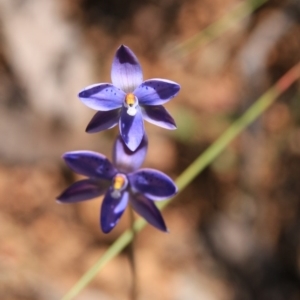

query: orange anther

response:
[113,174,125,190]
[125,93,136,106]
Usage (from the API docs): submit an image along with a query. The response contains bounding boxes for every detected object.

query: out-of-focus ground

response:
[0,0,300,299]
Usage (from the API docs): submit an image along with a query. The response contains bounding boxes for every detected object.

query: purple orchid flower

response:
[79,45,180,151]
[57,136,177,233]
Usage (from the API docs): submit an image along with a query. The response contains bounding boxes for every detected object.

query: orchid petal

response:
[130,193,167,232]
[141,105,176,130]
[134,79,180,106]
[111,45,143,93]
[113,134,148,173]
[86,109,121,133]
[119,107,144,151]
[78,83,124,111]
[63,151,117,180]
[57,179,107,203]
[100,189,129,233]
[128,169,177,200]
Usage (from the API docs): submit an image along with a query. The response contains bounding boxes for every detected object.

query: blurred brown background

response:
[1,0,300,299]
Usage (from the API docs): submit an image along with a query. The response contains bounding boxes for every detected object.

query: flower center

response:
[124,93,138,116]
[111,173,128,199]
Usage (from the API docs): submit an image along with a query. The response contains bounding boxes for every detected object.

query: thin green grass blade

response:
[61,63,300,300]
[170,0,269,57]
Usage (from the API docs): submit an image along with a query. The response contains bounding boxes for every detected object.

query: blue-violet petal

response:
[128,168,177,200]
[100,189,129,233]
[119,106,144,151]
[111,45,143,93]
[78,83,124,111]
[130,193,167,232]
[56,179,107,203]
[86,109,121,133]
[113,134,148,173]
[141,105,176,130]
[134,79,180,106]
[63,151,117,180]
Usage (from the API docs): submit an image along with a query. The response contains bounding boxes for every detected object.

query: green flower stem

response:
[166,62,300,201]
[61,63,300,300]
[170,0,269,56]
[128,207,137,300]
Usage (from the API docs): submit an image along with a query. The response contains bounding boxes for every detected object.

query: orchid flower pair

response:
[57,45,180,233]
